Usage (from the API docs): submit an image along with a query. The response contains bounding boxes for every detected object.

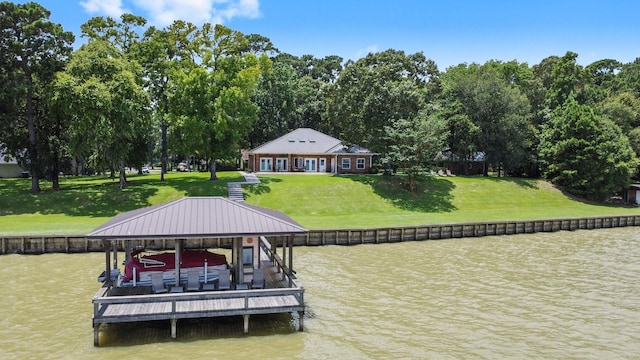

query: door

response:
[276,158,288,172]
[319,158,326,172]
[304,158,317,172]
[260,158,273,172]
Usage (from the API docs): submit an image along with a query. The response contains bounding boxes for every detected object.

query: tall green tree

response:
[0,1,73,192]
[544,51,586,110]
[440,101,480,175]
[615,58,640,98]
[137,21,200,180]
[168,24,270,180]
[250,61,298,147]
[328,49,440,155]
[443,63,532,176]
[51,39,150,188]
[383,110,448,191]
[539,96,638,200]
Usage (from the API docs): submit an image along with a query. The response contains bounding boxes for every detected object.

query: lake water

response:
[1,227,639,359]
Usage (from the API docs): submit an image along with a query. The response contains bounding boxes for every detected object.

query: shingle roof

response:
[87,197,307,240]
[249,128,346,154]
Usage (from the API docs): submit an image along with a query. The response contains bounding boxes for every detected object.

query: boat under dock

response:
[93,250,304,346]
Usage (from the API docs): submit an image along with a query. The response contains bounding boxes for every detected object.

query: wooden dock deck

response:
[92,239,304,346]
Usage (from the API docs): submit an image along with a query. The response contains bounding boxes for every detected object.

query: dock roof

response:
[87,197,307,240]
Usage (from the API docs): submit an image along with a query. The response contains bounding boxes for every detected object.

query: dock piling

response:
[171,318,177,339]
[243,314,250,333]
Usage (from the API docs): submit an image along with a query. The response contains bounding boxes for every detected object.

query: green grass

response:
[0,171,244,235]
[244,174,640,229]
[1,171,638,234]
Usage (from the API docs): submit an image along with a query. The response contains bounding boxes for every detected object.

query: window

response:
[242,247,253,266]
[356,158,365,169]
[341,158,351,169]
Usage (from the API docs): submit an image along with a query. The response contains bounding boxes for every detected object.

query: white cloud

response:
[133,0,260,27]
[356,45,379,58]
[80,0,128,18]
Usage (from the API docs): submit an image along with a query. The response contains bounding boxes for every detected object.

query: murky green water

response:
[1,227,639,359]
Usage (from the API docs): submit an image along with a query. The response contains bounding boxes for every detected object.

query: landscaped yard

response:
[245,174,640,229]
[0,171,638,235]
[0,171,244,235]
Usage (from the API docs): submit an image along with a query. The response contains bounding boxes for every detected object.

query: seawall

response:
[2,215,639,254]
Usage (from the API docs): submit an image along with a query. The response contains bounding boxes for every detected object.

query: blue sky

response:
[15,0,640,70]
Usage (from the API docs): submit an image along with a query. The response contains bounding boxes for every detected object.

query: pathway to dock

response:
[227,171,261,202]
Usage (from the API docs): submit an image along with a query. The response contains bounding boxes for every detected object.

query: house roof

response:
[87,197,307,240]
[249,128,371,155]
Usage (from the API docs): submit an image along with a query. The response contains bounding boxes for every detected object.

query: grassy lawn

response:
[0,171,244,235]
[244,174,640,229]
[1,171,638,235]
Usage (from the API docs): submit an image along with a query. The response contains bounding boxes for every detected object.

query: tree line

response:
[1,2,638,200]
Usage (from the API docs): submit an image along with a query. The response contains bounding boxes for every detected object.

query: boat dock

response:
[93,237,304,346]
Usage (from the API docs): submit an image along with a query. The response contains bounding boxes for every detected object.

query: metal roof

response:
[87,197,307,240]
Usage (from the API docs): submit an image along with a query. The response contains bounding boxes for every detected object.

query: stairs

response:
[227,172,261,202]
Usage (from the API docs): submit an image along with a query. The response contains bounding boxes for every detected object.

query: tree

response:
[51,39,150,188]
[443,63,533,176]
[615,58,640,98]
[441,101,480,175]
[327,49,439,156]
[601,92,640,133]
[585,58,622,88]
[136,21,200,180]
[0,1,74,192]
[168,24,269,180]
[250,61,299,147]
[544,51,586,110]
[539,96,638,200]
[383,110,448,191]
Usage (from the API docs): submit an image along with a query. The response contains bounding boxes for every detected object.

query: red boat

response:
[121,249,228,286]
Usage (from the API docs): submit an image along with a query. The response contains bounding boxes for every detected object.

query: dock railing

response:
[259,236,300,288]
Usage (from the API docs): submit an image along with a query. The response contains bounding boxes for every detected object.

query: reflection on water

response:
[1,228,639,359]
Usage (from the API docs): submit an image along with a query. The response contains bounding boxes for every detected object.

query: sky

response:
[13,0,640,70]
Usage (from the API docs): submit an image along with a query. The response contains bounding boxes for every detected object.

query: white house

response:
[0,146,24,178]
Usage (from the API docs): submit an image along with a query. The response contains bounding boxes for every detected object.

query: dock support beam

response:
[243,314,250,333]
[298,311,304,331]
[93,324,100,347]
[171,318,177,339]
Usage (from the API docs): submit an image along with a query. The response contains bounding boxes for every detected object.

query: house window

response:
[341,158,351,169]
[356,158,365,169]
[294,157,303,170]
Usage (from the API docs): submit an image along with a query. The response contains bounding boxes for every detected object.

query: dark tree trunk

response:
[24,68,40,193]
[161,120,167,182]
[210,159,218,180]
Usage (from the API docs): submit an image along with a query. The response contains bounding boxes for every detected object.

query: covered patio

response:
[88,196,307,346]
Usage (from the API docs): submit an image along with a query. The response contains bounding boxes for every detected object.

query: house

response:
[247,128,375,174]
[623,184,640,205]
[440,150,486,175]
[0,146,24,178]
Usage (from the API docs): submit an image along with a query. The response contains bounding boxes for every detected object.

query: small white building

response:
[0,147,24,178]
